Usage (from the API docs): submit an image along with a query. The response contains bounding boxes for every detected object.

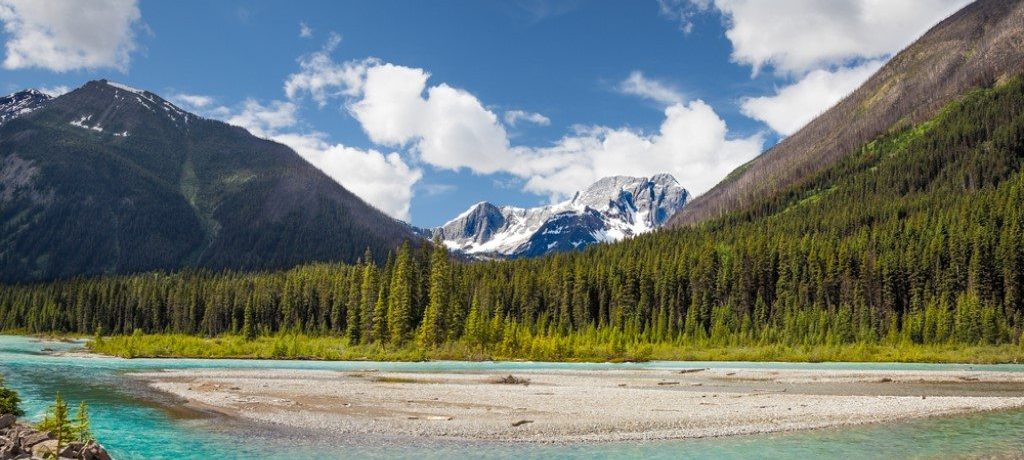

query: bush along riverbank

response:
[0,375,111,460]
[85,331,1024,364]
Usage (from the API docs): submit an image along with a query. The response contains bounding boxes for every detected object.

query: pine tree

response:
[419,240,449,348]
[388,243,414,345]
[358,260,379,343]
[241,298,256,340]
[0,375,23,416]
[74,401,92,442]
[38,393,73,455]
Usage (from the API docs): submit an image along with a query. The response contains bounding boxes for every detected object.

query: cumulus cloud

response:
[504,110,550,127]
[660,1,969,135]
[740,59,883,135]
[172,93,215,109]
[283,33,376,107]
[226,99,299,137]
[299,21,313,38]
[618,71,685,106]
[38,85,69,97]
[514,101,764,197]
[283,52,761,199]
[687,0,971,76]
[348,63,516,174]
[217,97,422,221]
[271,132,422,221]
[0,0,142,72]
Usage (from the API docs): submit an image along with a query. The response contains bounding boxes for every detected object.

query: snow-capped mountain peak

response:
[0,89,52,126]
[434,174,689,258]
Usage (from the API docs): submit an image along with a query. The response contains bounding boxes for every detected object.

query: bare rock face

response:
[434,174,689,258]
[31,439,59,458]
[0,414,14,430]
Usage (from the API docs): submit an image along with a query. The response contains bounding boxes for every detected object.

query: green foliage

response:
[36,394,92,457]
[5,78,1024,363]
[0,374,24,416]
[83,331,1023,364]
[419,240,449,348]
[74,402,92,442]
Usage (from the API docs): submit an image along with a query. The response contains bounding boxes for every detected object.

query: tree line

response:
[2,78,1024,354]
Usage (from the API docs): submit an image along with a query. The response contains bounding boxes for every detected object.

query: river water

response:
[1,335,1022,459]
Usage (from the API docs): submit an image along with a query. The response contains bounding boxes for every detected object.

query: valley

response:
[1,0,1024,458]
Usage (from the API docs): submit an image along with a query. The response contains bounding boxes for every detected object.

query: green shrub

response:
[0,375,23,416]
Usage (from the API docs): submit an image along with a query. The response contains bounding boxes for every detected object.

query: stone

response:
[59,441,83,458]
[80,441,111,460]
[0,443,18,460]
[30,439,59,458]
[17,431,49,448]
[0,415,14,430]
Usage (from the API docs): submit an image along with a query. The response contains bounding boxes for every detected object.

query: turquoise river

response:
[1,335,1022,459]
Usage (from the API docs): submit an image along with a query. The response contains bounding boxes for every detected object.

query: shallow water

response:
[1,335,1022,459]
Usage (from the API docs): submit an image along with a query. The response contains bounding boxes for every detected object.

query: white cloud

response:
[660,1,969,135]
[278,33,764,203]
[271,132,422,221]
[0,0,142,72]
[172,93,215,109]
[348,64,516,174]
[226,99,299,137]
[37,85,69,97]
[515,101,764,197]
[219,97,421,221]
[658,0,710,34]
[692,0,971,76]
[283,33,374,107]
[421,183,456,196]
[618,71,684,106]
[504,110,550,127]
[288,55,762,199]
[740,59,883,135]
[299,21,313,38]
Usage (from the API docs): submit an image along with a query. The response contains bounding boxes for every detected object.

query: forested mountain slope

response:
[0,80,418,282]
[670,0,1024,227]
[2,75,1024,362]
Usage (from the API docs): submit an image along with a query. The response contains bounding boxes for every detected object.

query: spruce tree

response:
[388,242,414,345]
[419,240,449,348]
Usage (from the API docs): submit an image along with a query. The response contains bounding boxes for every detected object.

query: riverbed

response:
[2,336,1024,458]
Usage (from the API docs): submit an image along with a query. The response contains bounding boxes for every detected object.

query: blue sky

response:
[0,0,970,226]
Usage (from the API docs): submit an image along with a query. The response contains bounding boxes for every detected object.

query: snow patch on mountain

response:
[0,89,52,126]
[106,81,145,94]
[433,174,689,258]
[102,80,192,124]
[69,114,104,132]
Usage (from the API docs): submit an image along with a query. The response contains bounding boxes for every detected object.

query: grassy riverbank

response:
[85,332,1024,364]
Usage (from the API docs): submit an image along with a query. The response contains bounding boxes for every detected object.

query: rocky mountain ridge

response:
[433,174,688,258]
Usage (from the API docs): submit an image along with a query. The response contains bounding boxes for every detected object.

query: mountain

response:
[0,89,51,126]
[434,174,688,258]
[670,0,1024,227]
[0,80,419,282]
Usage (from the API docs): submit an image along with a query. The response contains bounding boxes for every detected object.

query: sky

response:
[0,0,972,227]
